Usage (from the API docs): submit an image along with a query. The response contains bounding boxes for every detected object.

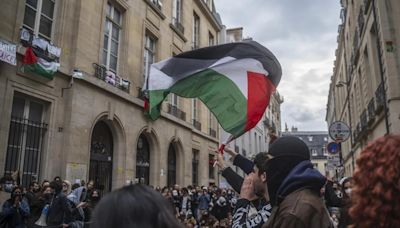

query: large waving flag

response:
[144,41,282,139]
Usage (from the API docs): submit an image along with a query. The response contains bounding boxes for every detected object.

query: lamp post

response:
[335,81,353,176]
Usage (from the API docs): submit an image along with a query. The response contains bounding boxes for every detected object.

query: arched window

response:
[167,144,176,187]
[136,134,150,185]
[89,121,113,194]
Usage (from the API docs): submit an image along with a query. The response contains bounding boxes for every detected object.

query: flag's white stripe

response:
[37,57,60,72]
[147,57,268,96]
[211,58,269,99]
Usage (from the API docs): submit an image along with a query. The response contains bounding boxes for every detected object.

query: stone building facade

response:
[0,0,225,192]
[326,0,400,177]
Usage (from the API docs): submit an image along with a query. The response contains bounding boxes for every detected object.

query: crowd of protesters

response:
[156,184,238,227]
[0,175,100,228]
[1,135,399,228]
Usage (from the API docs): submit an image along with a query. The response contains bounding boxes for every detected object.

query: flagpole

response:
[214,134,234,167]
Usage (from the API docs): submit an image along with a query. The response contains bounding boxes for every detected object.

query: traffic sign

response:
[327,142,340,155]
[329,121,350,142]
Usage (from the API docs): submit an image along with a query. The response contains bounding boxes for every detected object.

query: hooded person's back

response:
[262,136,333,228]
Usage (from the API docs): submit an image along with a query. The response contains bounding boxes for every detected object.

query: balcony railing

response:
[137,87,146,100]
[92,63,130,93]
[209,128,216,137]
[263,118,270,127]
[367,97,376,125]
[358,8,365,33]
[167,103,186,121]
[375,82,385,114]
[151,0,162,10]
[172,18,185,35]
[360,110,368,132]
[192,119,202,131]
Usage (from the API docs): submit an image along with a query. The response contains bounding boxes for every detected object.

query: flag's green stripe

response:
[148,69,247,136]
[25,64,55,79]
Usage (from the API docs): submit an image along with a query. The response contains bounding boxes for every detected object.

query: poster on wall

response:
[66,163,87,183]
[0,39,16,66]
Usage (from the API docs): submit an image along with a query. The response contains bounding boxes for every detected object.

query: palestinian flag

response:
[144,41,282,138]
[23,47,59,79]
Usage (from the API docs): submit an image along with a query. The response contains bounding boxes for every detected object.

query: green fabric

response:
[25,64,55,79]
[148,69,247,136]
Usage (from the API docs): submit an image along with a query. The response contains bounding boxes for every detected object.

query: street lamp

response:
[335,81,349,88]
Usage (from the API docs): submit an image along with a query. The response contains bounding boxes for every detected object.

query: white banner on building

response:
[0,39,17,66]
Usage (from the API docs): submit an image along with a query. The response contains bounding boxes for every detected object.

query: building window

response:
[169,94,179,107]
[192,98,198,121]
[172,0,182,23]
[23,0,55,41]
[312,149,318,156]
[254,133,257,153]
[312,163,318,169]
[167,144,177,187]
[192,13,200,49]
[103,3,122,72]
[322,146,328,156]
[209,154,215,179]
[5,95,47,187]
[308,136,313,142]
[136,134,150,185]
[143,33,157,80]
[208,32,214,46]
[192,149,199,186]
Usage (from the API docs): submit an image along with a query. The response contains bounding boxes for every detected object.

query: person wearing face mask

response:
[1,186,30,228]
[0,175,15,208]
[258,136,332,228]
[338,177,352,228]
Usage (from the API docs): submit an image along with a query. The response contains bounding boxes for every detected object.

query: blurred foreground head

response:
[92,184,183,228]
[350,134,400,228]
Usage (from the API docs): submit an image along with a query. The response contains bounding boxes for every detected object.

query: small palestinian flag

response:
[23,47,59,79]
[144,41,282,138]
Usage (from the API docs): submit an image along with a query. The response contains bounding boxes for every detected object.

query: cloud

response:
[215,0,341,131]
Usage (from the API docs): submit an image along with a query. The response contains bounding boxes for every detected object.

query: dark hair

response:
[253,152,269,176]
[53,176,61,181]
[0,174,13,184]
[71,183,80,190]
[50,180,63,194]
[29,181,38,188]
[92,184,183,228]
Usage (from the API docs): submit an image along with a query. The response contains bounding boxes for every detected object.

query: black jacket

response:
[46,193,72,226]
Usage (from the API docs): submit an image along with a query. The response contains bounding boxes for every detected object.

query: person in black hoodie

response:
[233,136,333,228]
[46,180,72,227]
[260,136,332,227]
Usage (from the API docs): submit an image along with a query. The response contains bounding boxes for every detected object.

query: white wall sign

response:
[0,40,16,66]
[329,121,350,142]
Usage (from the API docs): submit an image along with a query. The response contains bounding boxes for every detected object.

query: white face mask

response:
[345,188,352,197]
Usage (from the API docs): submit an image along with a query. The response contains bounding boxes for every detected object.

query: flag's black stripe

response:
[160,41,282,86]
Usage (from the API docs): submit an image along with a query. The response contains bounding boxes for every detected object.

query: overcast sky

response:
[214,0,341,131]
